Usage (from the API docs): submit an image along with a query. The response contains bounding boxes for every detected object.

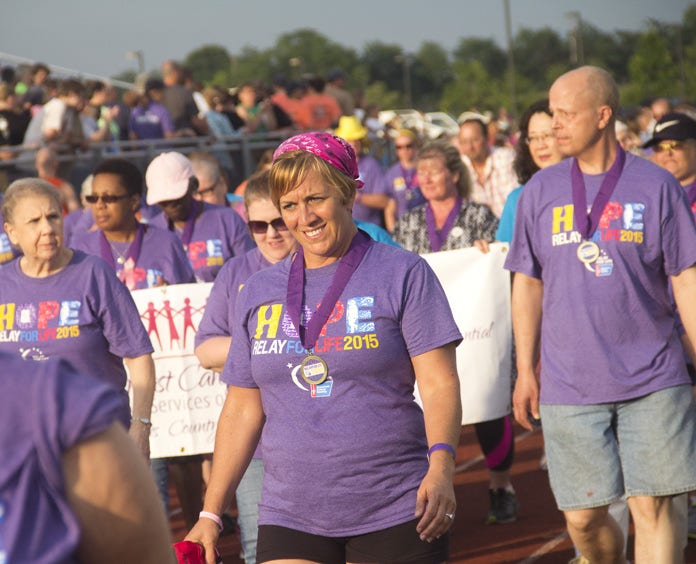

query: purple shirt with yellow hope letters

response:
[224,239,462,536]
[0,251,153,399]
[505,153,696,405]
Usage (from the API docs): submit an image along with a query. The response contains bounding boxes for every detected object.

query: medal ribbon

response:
[169,200,201,250]
[425,196,463,252]
[400,164,417,191]
[98,223,144,271]
[287,230,371,352]
[571,144,626,239]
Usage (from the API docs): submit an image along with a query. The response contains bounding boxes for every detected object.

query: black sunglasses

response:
[247,218,288,234]
[85,194,130,204]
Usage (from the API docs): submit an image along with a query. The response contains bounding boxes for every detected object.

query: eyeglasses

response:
[396,143,414,150]
[197,177,221,196]
[85,194,130,204]
[525,133,555,145]
[653,140,688,153]
[248,218,288,234]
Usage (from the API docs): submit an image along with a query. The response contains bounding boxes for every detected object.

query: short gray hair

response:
[2,178,61,224]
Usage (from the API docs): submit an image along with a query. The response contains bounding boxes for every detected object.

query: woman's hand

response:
[184,518,221,564]
[414,460,457,543]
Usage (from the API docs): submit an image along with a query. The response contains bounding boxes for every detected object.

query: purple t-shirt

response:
[352,154,387,226]
[384,162,425,219]
[223,240,462,536]
[505,153,696,404]
[0,355,125,563]
[0,251,154,396]
[71,224,195,290]
[149,202,255,282]
[0,206,19,267]
[129,102,175,140]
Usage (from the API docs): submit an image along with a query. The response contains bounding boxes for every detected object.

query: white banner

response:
[129,283,227,458]
[420,244,512,425]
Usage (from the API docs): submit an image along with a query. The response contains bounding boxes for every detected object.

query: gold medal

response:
[300,354,329,385]
[576,240,600,265]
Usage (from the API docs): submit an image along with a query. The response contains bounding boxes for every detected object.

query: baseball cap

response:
[643,112,696,148]
[145,152,195,205]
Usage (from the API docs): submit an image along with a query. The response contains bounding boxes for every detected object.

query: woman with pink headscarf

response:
[186,132,462,564]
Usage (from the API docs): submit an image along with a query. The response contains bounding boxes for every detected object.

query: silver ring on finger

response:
[444,512,455,520]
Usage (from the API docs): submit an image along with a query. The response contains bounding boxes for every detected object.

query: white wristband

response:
[199,511,223,531]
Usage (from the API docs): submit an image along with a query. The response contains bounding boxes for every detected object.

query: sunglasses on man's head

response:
[85,194,130,204]
[247,218,288,234]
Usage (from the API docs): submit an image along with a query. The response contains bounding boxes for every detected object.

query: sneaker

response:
[688,502,696,540]
[486,488,519,524]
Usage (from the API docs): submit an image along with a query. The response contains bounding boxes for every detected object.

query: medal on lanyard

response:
[286,230,371,386]
[98,224,144,271]
[571,144,625,268]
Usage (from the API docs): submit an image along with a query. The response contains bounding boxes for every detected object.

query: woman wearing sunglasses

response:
[0,177,156,458]
[70,158,195,290]
[194,169,297,564]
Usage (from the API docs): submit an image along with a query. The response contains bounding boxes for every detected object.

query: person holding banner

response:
[0,353,176,564]
[391,140,519,526]
[194,169,298,564]
[186,131,462,564]
[0,178,155,458]
[70,158,196,290]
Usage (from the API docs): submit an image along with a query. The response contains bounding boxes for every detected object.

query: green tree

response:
[452,37,507,80]
[513,27,568,90]
[411,41,453,110]
[440,60,506,116]
[623,30,680,104]
[185,45,232,84]
[362,42,405,94]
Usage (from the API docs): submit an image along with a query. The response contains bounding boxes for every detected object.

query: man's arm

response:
[511,272,543,430]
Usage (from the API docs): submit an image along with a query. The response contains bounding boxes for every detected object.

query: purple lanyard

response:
[571,144,626,239]
[425,196,463,252]
[169,200,201,250]
[286,230,370,352]
[98,224,144,270]
[400,164,417,191]
[687,180,696,206]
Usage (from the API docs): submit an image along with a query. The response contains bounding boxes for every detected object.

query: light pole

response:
[566,11,584,66]
[395,52,413,108]
[126,50,145,75]
[503,0,517,117]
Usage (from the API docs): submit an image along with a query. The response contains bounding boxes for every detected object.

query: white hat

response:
[145,152,194,205]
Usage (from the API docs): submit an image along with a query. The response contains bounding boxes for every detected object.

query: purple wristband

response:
[427,442,456,461]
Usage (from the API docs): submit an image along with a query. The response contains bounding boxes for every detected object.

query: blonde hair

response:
[269,151,357,208]
[2,178,61,224]
[417,140,471,198]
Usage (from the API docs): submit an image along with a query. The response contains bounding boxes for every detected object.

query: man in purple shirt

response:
[145,152,255,282]
[506,66,696,562]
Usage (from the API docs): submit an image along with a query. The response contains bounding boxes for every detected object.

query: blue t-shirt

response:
[495,185,523,243]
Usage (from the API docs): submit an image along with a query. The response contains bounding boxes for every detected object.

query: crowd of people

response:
[0,58,694,564]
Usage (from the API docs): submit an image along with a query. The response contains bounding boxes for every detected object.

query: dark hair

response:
[58,79,85,98]
[93,158,144,197]
[513,99,551,185]
[85,80,106,99]
[460,118,487,139]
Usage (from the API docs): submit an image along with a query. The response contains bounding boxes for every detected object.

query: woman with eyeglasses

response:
[194,170,297,564]
[71,158,195,290]
[384,129,426,232]
[496,99,564,243]
[0,177,156,458]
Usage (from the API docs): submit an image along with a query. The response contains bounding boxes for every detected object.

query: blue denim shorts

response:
[540,385,696,511]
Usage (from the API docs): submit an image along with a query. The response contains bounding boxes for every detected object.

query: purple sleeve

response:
[660,177,696,276]
[362,157,388,195]
[195,261,235,346]
[504,177,543,278]
[35,358,127,492]
[166,234,196,284]
[94,263,154,358]
[222,282,255,387]
[399,258,462,357]
[159,106,175,134]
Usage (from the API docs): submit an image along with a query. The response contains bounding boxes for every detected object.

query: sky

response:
[1,0,692,81]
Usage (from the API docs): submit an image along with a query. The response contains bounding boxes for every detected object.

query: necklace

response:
[99,225,145,270]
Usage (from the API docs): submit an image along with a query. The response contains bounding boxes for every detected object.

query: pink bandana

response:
[273,132,364,189]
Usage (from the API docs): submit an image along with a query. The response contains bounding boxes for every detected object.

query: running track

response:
[170,424,696,563]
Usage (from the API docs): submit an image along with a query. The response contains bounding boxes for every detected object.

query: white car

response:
[378,109,459,139]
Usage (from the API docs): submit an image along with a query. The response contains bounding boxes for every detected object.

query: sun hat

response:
[334,116,368,142]
[145,152,195,205]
